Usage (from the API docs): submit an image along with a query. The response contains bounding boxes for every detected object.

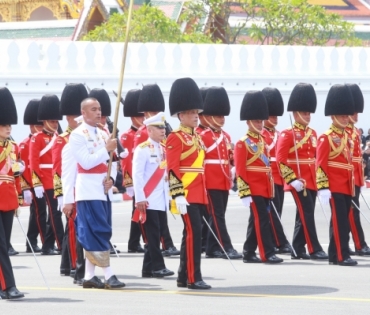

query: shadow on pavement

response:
[11,297,83,303]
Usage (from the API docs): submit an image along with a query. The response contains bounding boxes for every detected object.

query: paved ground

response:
[3,190,370,314]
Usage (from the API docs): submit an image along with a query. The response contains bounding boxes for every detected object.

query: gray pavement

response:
[3,190,370,314]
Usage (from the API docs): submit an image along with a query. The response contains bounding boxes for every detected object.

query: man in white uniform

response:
[68,97,124,289]
[133,112,175,278]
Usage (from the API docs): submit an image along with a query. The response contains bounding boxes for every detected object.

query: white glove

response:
[120,148,129,159]
[34,186,44,198]
[126,186,134,197]
[361,184,367,192]
[241,196,253,208]
[57,196,63,211]
[290,179,304,192]
[175,196,189,215]
[23,190,32,204]
[318,189,331,206]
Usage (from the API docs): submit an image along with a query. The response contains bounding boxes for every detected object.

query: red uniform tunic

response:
[200,128,232,191]
[195,124,207,135]
[19,136,33,192]
[166,124,207,204]
[316,124,354,196]
[261,126,283,186]
[120,126,138,188]
[133,125,148,149]
[234,130,273,199]
[345,124,364,187]
[276,122,317,191]
[29,130,56,190]
[52,127,72,198]
[0,141,21,211]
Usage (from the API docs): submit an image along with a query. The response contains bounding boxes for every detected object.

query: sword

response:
[351,200,370,224]
[270,201,297,257]
[202,216,237,272]
[317,198,330,226]
[360,192,370,212]
[16,215,50,290]
[289,114,307,197]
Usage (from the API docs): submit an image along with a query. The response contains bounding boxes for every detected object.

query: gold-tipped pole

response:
[105,0,135,194]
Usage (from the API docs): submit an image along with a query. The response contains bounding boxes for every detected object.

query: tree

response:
[83,4,212,43]
[180,0,362,45]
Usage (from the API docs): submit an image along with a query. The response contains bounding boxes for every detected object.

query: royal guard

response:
[261,87,291,254]
[195,87,210,134]
[200,87,242,259]
[0,87,25,299]
[53,83,88,279]
[29,94,64,255]
[120,89,146,254]
[234,91,283,264]
[316,84,357,266]
[276,83,327,260]
[345,84,370,256]
[19,99,45,254]
[166,77,211,290]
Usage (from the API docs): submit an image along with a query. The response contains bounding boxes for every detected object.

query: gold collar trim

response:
[179,124,193,135]
[330,124,344,135]
[247,130,260,139]
[294,121,306,130]
[264,126,275,132]
[0,140,8,147]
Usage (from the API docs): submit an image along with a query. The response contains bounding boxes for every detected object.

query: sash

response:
[0,142,12,164]
[206,133,224,153]
[245,138,269,166]
[40,135,56,157]
[328,132,348,160]
[288,129,312,153]
[143,161,166,198]
[267,132,278,151]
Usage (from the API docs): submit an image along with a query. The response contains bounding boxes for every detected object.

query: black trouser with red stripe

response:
[74,237,85,282]
[142,210,167,273]
[0,210,16,290]
[291,189,323,255]
[329,193,351,262]
[243,196,275,261]
[349,186,367,250]
[206,190,233,254]
[201,205,209,251]
[159,212,175,250]
[26,189,47,248]
[41,189,64,252]
[60,215,77,272]
[269,184,289,248]
[178,204,203,284]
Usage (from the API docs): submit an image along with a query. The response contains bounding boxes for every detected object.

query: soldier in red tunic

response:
[234,91,283,264]
[316,84,357,266]
[29,94,64,255]
[276,83,327,260]
[261,87,291,254]
[0,87,25,299]
[167,77,211,290]
[344,84,370,256]
[19,99,45,254]
[120,89,146,254]
[200,87,242,259]
[53,84,88,278]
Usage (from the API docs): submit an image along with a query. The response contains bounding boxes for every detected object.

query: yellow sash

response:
[288,129,312,153]
[0,142,12,164]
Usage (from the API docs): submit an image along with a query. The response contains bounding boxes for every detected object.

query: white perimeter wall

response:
[1,40,370,143]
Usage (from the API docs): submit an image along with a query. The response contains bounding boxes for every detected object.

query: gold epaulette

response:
[59,132,69,138]
[324,129,333,136]
[139,140,150,148]
[240,135,248,142]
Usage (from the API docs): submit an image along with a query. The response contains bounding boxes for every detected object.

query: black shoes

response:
[83,276,105,289]
[60,269,71,276]
[0,290,6,299]
[243,254,262,263]
[310,250,328,260]
[291,252,310,260]
[355,246,370,256]
[349,248,356,255]
[162,246,180,257]
[73,279,84,286]
[128,245,145,253]
[152,268,175,278]
[278,244,292,254]
[41,248,60,255]
[8,247,19,256]
[265,255,283,264]
[110,244,121,255]
[206,250,226,259]
[329,258,358,266]
[177,280,187,288]
[225,249,242,259]
[187,280,211,290]
[26,245,41,253]
[3,287,24,299]
[104,275,125,289]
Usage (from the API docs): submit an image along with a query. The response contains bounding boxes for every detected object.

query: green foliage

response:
[83,4,212,43]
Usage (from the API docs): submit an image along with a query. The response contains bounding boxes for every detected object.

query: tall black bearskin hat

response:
[240,91,269,121]
[88,88,111,116]
[287,83,317,113]
[123,89,144,117]
[202,87,230,116]
[262,87,284,117]
[0,87,17,125]
[198,87,209,116]
[137,84,165,113]
[60,83,88,116]
[24,99,43,125]
[345,84,364,114]
[38,94,62,121]
[169,77,203,116]
[325,84,355,116]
